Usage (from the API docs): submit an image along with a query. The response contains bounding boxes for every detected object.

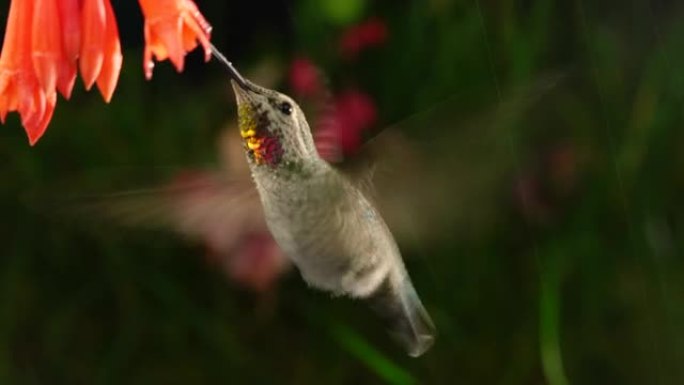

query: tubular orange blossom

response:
[138,0,212,79]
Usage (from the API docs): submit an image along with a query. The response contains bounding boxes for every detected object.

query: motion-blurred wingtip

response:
[407,333,435,357]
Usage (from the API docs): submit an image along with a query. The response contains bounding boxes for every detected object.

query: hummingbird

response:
[62,51,561,357]
[211,46,436,357]
[59,48,561,358]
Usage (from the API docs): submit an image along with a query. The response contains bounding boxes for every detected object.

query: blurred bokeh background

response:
[1,0,684,384]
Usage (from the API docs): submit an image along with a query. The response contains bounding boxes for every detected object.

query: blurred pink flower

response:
[315,89,377,161]
[287,52,382,161]
[513,141,584,226]
[513,173,551,225]
[166,164,288,294]
[289,57,322,97]
[547,142,580,194]
[221,232,286,293]
[339,18,388,59]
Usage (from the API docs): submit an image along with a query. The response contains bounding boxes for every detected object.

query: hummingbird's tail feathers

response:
[367,276,436,357]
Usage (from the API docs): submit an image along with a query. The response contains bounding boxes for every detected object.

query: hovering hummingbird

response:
[63,48,562,357]
[206,46,436,356]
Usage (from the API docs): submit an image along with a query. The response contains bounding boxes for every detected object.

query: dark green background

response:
[1,0,683,384]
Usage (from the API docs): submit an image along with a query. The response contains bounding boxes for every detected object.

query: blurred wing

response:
[47,129,267,246]
[333,72,568,246]
[71,170,265,243]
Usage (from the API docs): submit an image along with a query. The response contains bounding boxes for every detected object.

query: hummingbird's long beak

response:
[209,43,250,89]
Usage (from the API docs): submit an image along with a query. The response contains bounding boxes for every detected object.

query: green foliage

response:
[318,0,366,25]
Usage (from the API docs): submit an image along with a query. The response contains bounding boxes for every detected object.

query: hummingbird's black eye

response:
[279,102,293,115]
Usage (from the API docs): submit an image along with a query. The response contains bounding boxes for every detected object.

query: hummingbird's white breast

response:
[252,163,402,299]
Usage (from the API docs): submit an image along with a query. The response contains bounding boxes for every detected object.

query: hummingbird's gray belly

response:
[257,174,399,298]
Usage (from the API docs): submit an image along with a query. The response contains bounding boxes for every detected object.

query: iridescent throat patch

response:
[238,104,284,166]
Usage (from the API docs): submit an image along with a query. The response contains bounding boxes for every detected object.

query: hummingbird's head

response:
[230,79,318,168]
[208,45,317,169]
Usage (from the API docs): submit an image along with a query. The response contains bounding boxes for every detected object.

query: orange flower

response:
[138,0,212,79]
[0,0,56,145]
[0,0,212,145]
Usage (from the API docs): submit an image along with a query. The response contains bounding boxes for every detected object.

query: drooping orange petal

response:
[180,0,212,61]
[0,0,33,122]
[26,90,56,146]
[95,0,122,103]
[56,51,77,99]
[0,0,31,67]
[138,0,212,79]
[19,77,46,133]
[31,0,62,94]
[142,24,159,80]
[80,0,106,90]
[142,19,182,80]
[141,1,185,75]
[56,0,81,99]
[58,0,82,62]
[181,23,199,53]
[0,75,10,122]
